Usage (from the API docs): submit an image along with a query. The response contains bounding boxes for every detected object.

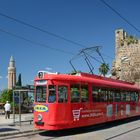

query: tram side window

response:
[114,91,121,102]
[130,92,135,101]
[48,85,56,103]
[99,89,108,102]
[36,86,46,102]
[58,86,68,103]
[92,87,108,102]
[92,87,99,102]
[70,85,80,103]
[130,91,139,102]
[108,91,114,102]
[135,92,139,102]
[121,92,126,102]
[126,92,131,102]
[81,85,88,102]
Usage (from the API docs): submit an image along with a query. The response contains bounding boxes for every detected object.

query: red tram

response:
[34,71,140,130]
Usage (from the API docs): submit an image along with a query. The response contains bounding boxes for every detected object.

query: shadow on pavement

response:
[39,116,140,138]
[0,128,18,132]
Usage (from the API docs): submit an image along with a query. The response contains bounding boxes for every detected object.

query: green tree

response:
[99,63,110,77]
[0,89,13,103]
[16,73,22,87]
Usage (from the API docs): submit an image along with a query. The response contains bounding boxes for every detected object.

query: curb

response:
[0,131,20,137]
[0,123,15,127]
[0,129,43,139]
[0,129,35,137]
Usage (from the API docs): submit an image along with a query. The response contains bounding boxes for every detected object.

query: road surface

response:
[1,116,140,140]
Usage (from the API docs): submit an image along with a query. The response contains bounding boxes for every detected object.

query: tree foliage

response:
[99,63,110,77]
[16,73,22,87]
[0,89,13,103]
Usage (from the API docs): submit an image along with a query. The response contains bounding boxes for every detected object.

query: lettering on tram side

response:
[81,111,104,118]
[72,108,104,121]
[34,104,48,112]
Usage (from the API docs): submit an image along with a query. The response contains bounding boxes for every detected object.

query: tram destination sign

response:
[36,80,47,85]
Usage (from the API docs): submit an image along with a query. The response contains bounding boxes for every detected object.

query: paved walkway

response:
[0,113,37,137]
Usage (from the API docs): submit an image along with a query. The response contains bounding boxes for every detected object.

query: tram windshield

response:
[48,85,56,103]
[35,86,46,102]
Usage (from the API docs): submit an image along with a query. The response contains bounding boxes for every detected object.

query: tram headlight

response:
[37,114,42,121]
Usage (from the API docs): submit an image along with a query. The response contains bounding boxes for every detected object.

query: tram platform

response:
[0,113,37,137]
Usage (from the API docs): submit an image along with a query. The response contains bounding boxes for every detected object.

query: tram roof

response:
[35,71,140,91]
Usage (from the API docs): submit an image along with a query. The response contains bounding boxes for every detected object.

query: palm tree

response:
[99,63,110,77]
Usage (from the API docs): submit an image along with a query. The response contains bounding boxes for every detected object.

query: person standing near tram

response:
[4,101,11,119]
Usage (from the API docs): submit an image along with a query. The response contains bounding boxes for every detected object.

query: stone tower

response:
[112,29,140,86]
[8,56,16,89]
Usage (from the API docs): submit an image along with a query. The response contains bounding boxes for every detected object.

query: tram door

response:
[57,85,70,123]
[47,84,69,124]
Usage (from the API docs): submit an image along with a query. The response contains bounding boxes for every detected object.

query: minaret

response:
[8,56,16,89]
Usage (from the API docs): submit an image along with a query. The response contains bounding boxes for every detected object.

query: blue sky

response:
[0,0,140,90]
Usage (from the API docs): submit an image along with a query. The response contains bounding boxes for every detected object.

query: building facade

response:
[112,29,140,86]
[8,56,16,89]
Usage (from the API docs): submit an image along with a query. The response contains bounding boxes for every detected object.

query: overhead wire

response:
[0,12,85,48]
[0,12,113,61]
[100,0,140,33]
[0,11,116,72]
[0,26,106,65]
[0,28,74,55]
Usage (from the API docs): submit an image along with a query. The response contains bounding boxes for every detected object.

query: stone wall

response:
[112,29,140,86]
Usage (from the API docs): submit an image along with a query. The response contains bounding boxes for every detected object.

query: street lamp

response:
[120,56,130,80]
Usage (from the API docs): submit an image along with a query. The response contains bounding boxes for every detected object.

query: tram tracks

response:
[1,119,140,140]
[105,126,140,140]
[0,130,45,140]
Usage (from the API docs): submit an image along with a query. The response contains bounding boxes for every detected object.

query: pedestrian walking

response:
[4,101,11,119]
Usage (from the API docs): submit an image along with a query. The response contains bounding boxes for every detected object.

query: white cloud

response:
[45,67,52,71]
[0,76,3,79]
